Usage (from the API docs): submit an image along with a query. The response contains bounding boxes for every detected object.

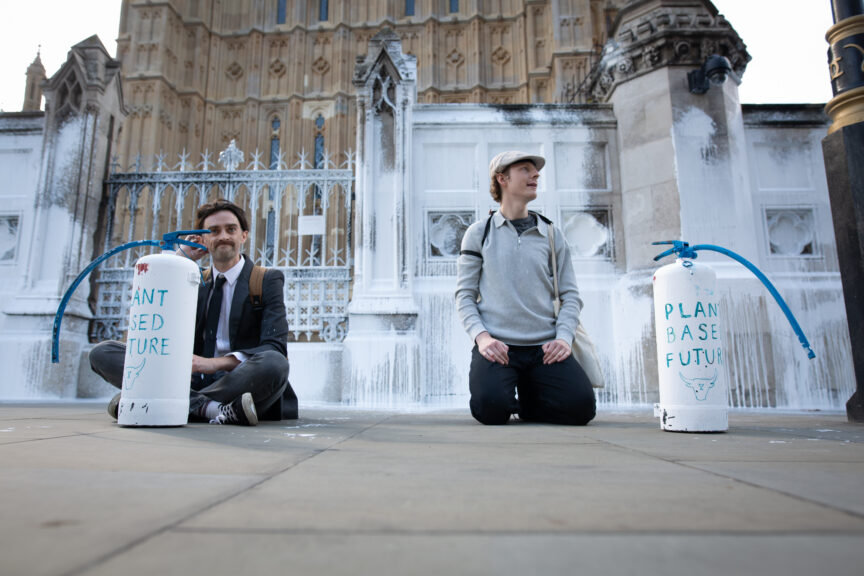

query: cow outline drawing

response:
[123,358,146,391]
[679,368,718,401]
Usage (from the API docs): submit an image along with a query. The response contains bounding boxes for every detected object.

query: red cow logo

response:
[136,263,150,275]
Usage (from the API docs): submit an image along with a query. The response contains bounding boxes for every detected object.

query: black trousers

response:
[89,340,297,420]
[469,344,596,426]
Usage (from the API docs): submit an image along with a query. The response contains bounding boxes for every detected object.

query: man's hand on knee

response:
[476,332,509,365]
[542,338,572,365]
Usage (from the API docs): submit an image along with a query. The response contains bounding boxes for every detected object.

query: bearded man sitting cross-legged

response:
[89,199,297,426]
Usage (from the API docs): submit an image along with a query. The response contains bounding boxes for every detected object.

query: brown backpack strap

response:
[204,265,265,306]
[249,265,266,307]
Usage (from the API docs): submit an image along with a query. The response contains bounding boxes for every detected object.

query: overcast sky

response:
[0,0,836,112]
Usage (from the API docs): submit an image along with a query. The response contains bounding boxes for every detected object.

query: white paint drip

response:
[417,286,471,407]
[398,253,853,412]
[344,326,421,407]
[598,273,655,406]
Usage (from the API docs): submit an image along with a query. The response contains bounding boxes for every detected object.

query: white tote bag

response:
[548,227,606,389]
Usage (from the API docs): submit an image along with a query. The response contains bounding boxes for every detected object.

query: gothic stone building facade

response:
[115,0,624,166]
[0,0,854,411]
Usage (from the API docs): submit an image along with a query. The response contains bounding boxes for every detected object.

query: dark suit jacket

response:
[193,255,289,362]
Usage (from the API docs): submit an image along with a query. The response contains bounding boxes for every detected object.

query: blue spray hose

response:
[51,229,211,363]
[652,240,816,360]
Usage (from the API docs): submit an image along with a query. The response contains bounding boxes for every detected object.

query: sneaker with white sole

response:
[210,392,258,426]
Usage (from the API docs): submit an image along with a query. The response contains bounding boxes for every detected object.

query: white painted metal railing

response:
[91,142,354,343]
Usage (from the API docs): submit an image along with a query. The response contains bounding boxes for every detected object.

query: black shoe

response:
[211,393,258,426]
[107,393,121,420]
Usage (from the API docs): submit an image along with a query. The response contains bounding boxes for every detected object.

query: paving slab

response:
[81,533,864,576]
[683,461,864,516]
[0,402,862,576]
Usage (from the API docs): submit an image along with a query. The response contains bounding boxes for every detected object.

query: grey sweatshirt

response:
[455,211,583,346]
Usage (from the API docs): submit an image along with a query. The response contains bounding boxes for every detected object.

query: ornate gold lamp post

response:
[823,0,864,422]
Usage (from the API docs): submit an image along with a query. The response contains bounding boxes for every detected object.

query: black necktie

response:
[202,275,226,358]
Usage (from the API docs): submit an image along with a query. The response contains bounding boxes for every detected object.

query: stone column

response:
[584,0,752,400]
[822,0,864,422]
[0,37,125,398]
[588,0,752,270]
[342,29,421,405]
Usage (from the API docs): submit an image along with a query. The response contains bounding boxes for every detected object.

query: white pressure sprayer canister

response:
[52,229,210,427]
[650,241,816,433]
[117,249,202,426]
[652,258,727,432]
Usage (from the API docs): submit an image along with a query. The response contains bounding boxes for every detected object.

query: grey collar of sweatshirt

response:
[455,210,583,346]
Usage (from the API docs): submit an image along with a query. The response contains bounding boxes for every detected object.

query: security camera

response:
[688,54,733,94]
[704,55,732,86]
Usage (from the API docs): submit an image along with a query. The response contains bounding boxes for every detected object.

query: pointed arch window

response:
[277,0,286,24]
[265,115,281,264]
[308,113,326,266]
[449,0,458,13]
[319,0,329,21]
[314,114,325,169]
[405,0,415,16]
[269,116,281,169]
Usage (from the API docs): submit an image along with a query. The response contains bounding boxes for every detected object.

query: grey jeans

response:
[89,340,295,419]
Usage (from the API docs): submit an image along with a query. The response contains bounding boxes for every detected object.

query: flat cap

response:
[488,151,546,179]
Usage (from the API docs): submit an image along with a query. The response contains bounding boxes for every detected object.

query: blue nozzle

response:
[652,240,697,261]
[653,241,816,360]
[161,229,211,252]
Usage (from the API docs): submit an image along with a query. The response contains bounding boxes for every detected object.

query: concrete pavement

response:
[1,402,862,576]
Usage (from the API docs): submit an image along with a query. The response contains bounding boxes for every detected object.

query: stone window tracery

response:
[372,68,397,169]
[427,211,472,259]
[226,61,244,81]
[372,69,397,114]
[56,72,83,119]
[491,46,510,66]
[562,208,613,260]
[765,207,817,257]
[270,58,286,77]
[312,56,331,76]
[0,215,20,262]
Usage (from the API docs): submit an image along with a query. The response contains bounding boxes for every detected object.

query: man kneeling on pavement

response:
[90,199,297,426]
